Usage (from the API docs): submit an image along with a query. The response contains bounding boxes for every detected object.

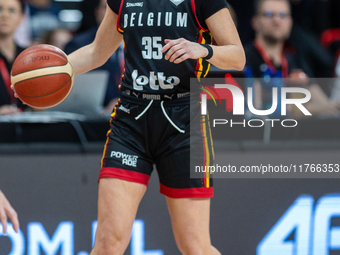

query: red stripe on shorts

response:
[160,184,213,198]
[99,167,150,186]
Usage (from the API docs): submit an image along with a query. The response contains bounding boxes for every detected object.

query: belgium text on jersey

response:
[123,12,188,28]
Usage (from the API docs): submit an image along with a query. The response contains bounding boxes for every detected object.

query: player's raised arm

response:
[68,4,123,76]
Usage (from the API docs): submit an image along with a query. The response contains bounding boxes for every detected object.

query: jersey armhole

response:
[191,0,208,32]
[117,0,125,33]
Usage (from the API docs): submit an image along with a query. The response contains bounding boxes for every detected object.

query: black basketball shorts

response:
[99,93,214,198]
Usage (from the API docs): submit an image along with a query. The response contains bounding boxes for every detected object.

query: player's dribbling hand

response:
[162,38,209,64]
[10,84,27,105]
[10,84,18,98]
[0,190,19,234]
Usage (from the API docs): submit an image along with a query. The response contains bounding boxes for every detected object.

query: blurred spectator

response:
[0,0,28,115]
[287,0,334,79]
[289,0,340,36]
[228,4,238,28]
[14,1,31,47]
[289,0,325,36]
[229,0,334,78]
[77,0,100,33]
[64,0,122,114]
[227,0,255,43]
[41,28,73,51]
[27,0,62,42]
[245,0,340,118]
[286,25,334,79]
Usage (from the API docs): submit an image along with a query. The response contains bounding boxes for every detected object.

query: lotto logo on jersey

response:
[111,151,138,167]
[132,69,180,91]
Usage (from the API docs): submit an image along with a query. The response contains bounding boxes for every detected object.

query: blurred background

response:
[1,0,340,254]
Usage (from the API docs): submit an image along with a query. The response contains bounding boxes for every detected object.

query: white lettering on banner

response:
[257,194,340,255]
[1,220,164,255]
[132,70,180,91]
[28,222,73,255]
[1,195,340,254]
[131,220,164,255]
[0,223,25,255]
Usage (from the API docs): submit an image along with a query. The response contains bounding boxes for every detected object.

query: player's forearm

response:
[68,43,105,76]
[67,5,123,76]
[207,44,246,71]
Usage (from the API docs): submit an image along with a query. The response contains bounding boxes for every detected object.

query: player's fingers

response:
[6,207,19,233]
[161,38,181,53]
[161,40,174,53]
[11,85,19,98]
[0,211,7,235]
[174,53,190,64]
[165,44,183,61]
[169,49,186,63]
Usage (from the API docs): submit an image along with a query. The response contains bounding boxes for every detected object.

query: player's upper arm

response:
[92,4,123,64]
[206,8,241,48]
[205,8,246,70]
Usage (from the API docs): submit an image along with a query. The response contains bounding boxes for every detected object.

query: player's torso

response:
[118,0,211,94]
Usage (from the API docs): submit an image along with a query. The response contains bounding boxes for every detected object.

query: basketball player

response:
[0,190,19,234]
[67,0,245,254]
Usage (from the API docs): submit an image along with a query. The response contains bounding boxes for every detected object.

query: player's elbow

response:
[90,45,107,68]
[233,49,246,71]
[234,62,245,71]
[217,46,246,71]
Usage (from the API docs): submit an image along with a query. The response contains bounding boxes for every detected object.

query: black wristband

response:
[201,44,213,60]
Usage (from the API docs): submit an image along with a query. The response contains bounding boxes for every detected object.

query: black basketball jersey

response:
[109,0,227,95]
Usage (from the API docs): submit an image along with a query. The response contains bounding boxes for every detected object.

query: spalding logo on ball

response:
[11,44,74,109]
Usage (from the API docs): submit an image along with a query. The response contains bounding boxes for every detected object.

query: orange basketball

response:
[11,44,74,109]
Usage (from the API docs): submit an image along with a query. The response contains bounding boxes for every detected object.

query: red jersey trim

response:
[254,39,289,78]
[160,184,213,198]
[0,58,15,104]
[99,167,150,186]
[195,30,204,79]
[100,131,111,169]
[191,0,208,32]
[117,0,125,33]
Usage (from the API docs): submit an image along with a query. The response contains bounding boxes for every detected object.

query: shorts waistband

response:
[120,90,191,106]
